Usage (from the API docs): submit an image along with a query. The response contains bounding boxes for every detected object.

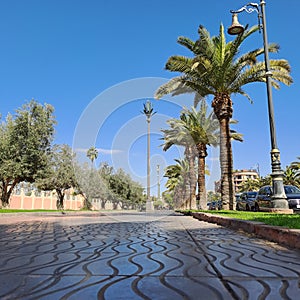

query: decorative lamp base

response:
[146,201,154,211]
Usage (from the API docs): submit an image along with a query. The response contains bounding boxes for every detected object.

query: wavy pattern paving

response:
[0,212,299,299]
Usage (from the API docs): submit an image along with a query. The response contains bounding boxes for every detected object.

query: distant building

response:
[233,169,259,192]
[214,169,259,194]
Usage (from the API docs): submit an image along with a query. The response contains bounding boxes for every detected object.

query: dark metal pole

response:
[260,0,276,150]
[260,0,287,208]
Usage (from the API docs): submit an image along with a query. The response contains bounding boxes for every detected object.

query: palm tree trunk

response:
[219,117,234,210]
[186,146,197,210]
[196,144,208,210]
[212,92,234,210]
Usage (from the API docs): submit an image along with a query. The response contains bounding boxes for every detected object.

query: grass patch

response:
[182,210,300,229]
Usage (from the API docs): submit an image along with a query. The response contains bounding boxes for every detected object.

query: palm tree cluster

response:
[162,101,219,210]
[156,24,292,210]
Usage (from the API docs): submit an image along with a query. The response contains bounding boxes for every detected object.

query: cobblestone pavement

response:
[0,211,300,299]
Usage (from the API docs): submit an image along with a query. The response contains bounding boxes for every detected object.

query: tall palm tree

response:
[164,159,190,209]
[180,101,219,209]
[87,146,98,167]
[161,116,197,209]
[155,24,292,210]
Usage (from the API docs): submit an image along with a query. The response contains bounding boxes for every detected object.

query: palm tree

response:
[161,115,197,209]
[162,101,240,209]
[87,146,98,167]
[181,102,219,209]
[155,24,292,210]
[238,178,260,192]
[258,175,272,187]
[164,159,190,209]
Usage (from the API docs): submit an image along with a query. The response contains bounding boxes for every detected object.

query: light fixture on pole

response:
[227,1,288,210]
[141,100,156,211]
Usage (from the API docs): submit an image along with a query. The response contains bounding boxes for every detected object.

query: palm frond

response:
[154,77,182,99]
[177,36,196,52]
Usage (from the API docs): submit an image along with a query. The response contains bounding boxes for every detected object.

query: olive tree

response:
[36,144,77,209]
[0,100,56,207]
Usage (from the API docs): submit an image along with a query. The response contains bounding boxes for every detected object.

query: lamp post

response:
[157,164,161,200]
[228,1,288,209]
[142,100,156,211]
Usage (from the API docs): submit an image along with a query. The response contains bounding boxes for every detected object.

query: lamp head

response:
[228,13,244,35]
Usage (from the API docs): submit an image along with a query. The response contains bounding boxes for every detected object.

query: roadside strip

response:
[190,212,300,250]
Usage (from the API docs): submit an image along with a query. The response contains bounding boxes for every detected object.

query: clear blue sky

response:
[0,0,299,194]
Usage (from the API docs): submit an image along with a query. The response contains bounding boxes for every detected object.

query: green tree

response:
[108,168,145,210]
[155,24,292,210]
[36,144,77,209]
[238,178,260,192]
[162,191,174,209]
[75,162,103,209]
[0,100,56,207]
[258,175,272,187]
[207,191,221,203]
[98,162,114,209]
[283,166,299,188]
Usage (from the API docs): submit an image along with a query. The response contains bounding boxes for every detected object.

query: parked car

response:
[208,200,222,210]
[236,191,257,211]
[254,185,300,211]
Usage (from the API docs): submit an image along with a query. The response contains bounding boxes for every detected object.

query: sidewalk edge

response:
[190,212,300,250]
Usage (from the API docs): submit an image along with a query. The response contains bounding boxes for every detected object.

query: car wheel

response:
[246,204,250,211]
[236,203,241,211]
[254,203,259,212]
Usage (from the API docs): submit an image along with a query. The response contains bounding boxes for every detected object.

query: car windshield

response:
[284,186,300,194]
[247,192,257,198]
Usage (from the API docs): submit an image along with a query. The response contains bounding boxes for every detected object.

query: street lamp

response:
[157,164,161,200]
[142,100,156,211]
[228,1,288,210]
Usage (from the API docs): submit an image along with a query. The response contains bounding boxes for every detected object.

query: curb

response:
[190,212,300,250]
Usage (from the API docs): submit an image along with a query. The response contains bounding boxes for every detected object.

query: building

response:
[214,169,259,194]
[233,169,259,192]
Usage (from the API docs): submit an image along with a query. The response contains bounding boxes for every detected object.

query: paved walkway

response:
[0,211,300,299]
